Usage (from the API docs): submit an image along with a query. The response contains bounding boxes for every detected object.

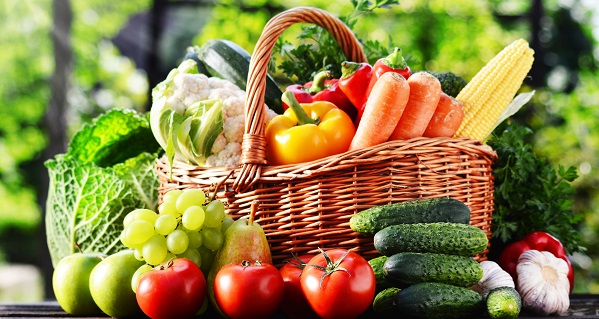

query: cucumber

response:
[486,287,521,319]
[373,222,488,257]
[350,197,471,235]
[197,39,284,113]
[372,287,401,318]
[368,255,391,291]
[383,252,483,287]
[395,282,484,319]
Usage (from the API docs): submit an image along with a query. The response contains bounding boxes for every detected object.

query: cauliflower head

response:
[150,59,278,167]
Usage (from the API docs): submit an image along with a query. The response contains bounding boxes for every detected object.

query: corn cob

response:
[454,38,535,141]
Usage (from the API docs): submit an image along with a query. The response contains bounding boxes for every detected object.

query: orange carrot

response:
[349,72,410,151]
[423,92,464,138]
[389,71,442,140]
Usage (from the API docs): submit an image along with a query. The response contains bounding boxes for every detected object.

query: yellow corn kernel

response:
[454,38,534,141]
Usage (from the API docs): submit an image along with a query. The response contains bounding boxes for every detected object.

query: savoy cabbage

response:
[45,109,161,266]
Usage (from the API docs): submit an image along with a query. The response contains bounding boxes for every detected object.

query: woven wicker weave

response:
[156,7,497,265]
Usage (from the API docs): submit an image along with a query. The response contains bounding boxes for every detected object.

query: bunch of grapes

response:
[120,189,233,291]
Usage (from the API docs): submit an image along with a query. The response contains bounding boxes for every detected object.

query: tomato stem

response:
[308,248,351,288]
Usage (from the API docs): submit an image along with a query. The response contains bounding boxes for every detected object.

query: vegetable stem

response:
[307,70,331,94]
[384,47,408,70]
[282,91,319,125]
[340,61,362,79]
[249,201,258,226]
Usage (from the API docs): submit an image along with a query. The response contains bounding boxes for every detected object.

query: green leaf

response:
[67,109,160,167]
[488,121,583,253]
[44,152,159,267]
[187,100,223,162]
[272,0,398,83]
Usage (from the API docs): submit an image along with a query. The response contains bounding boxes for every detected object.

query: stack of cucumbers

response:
[350,197,488,319]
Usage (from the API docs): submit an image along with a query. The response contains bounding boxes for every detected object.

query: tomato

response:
[214,260,284,319]
[300,249,376,319]
[136,258,206,319]
[279,254,319,319]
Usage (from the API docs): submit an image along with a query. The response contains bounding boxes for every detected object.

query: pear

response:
[207,202,272,315]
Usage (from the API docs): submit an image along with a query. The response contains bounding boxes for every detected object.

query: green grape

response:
[201,227,223,251]
[187,230,203,249]
[176,189,207,213]
[204,200,226,228]
[123,210,138,228]
[221,216,235,234]
[131,264,152,293]
[166,230,189,254]
[133,248,144,261]
[155,214,178,235]
[120,231,137,249]
[197,246,216,275]
[162,252,176,264]
[125,220,154,246]
[158,200,179,216]
[132,208,159,224]
[143,235,168,266]
[182,206,205,231]
[179,248,202,268]
[162,189,183,203]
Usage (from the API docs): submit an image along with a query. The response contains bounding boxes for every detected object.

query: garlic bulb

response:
[516,250,570,316]
[471,260,515,297]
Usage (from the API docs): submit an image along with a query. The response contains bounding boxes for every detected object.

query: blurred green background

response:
[1,0,598,300]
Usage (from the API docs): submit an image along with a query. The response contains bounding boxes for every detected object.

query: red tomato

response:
[279,254,319,319]
[300,249,376,319]
[136,258,206,319]
[214,260,284,319]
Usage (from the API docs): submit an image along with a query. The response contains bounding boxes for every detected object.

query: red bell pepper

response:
[498,231,574,292]
[283,84,313,107]
[366,47,411,96]
[283,71,357,122]
[338,61,372,124]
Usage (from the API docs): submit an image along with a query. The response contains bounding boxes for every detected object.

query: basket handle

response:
[233,6,368,192]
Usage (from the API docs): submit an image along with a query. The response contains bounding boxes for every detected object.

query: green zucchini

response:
[372,287,401,318]
[368,255,391,291]
[182,45,211,75]
[197,39,283,113]
[395,282,484,319]
[383,252,483,287]
[486,287,521,319]
[350,197,471,235]
[373,222,488,257]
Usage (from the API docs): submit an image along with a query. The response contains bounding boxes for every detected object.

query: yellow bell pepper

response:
[266,91,356,165]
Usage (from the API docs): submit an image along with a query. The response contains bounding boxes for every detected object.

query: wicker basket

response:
[156,7,497,265]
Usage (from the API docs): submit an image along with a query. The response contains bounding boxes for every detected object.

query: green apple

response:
[52,252,106,315]
[89,249,145,318]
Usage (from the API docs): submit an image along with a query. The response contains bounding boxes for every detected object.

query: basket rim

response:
[159,136,497,180]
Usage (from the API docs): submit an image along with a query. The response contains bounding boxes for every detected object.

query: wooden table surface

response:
[2,295,599,318]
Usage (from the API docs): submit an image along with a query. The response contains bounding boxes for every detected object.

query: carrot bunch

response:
[349,71,464,151]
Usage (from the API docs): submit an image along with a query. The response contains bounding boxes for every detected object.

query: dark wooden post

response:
[37,0,73,300]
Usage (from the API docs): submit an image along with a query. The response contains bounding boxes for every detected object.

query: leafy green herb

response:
[45,109,162,266]
[488,121,583,254]
[273,0,399,83]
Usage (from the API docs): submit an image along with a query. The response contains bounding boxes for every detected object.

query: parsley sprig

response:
[273,0,399,83]
[488,121,583,254]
